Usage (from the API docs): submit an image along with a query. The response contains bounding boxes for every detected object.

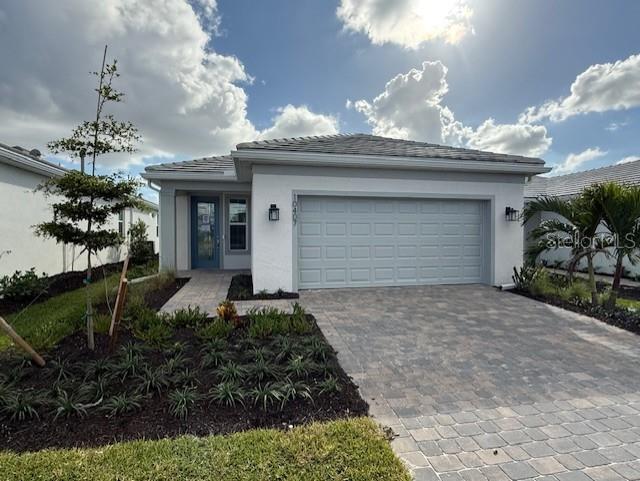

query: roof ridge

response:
[549,158,640,180]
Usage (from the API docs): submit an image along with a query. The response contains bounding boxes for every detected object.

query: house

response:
[143,134,549,292]
[524,159,640,276]
[0,142,159,277]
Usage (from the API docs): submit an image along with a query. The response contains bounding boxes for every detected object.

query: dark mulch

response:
[0,315,367,452]
[512,289,640,336]
[0,262,126,316]
[227,274,299,301]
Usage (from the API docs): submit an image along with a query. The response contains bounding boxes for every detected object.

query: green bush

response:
[247,306,313,339]
[196,318,233,341]
[529,270,557,297]
[0,268,48,303]
[558,281,590,303]
[512,264,542,291]
[129,219,155,265]
[170,306,208,328]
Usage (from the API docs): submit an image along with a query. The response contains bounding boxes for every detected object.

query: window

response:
[229,198,247,250]
[118,210,125,237]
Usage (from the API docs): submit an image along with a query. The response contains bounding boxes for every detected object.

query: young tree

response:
[522,189,606,306]
[587,182,640,308]
[129,219,155,265]
[36,46,142,349]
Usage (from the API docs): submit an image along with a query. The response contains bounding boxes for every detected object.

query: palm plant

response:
[586,182,640,308]
[522,189,605,305]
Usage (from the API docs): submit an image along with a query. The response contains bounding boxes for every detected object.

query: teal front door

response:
[191,197,220,268]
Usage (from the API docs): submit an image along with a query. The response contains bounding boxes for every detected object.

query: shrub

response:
[129,219,155,265]
[102,392,144,417]
[529,270,557,297]
[289,303,312,334]
[0,268,48,303]
[83,359,113,380]
[46,357,74,382]
[172,368,199,388]
[286,356,314,378]
[209,382,245,407]
[52,390,88,419]
[279,379,312,408]
[162,353,189,376]
[303,336,332,362]
[136,366,169,395]
[247,307,289,339]
[247,358,282,382]
[168,387,200,419]
[512,264,543,291]
[218,362,246,383]
[131,309,172,347]
[317,376,341,395]
[0,381,17,406]
[170,306,208,328]
[216,300,240,326]
[196,318,233,341]
[272,336,296,363]
[2,391,41,421]
[78,375,110,401]
[201,349,227,369]
[249,383,284,411]
[558,281,590,303]
[114,350,145,381]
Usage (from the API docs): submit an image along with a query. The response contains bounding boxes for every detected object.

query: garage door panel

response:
[297,196,487,289]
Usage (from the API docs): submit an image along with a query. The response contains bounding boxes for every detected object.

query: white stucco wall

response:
[251,165,526,292]
[0,162,65,276]
[0,161,158,277]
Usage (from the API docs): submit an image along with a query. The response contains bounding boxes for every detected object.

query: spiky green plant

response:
[286,356,314,378]
[170,306,208,328]
[279,379,313,408]
[102,392,144,417]
[317,376,341,395]
[247,358,282,382]
[2,391,41,421]
[168,387,200,420]
[218,362,246,383]
[209,382,245,408]
[52,390,88,419]
[136,366,169,395]
[249,383,284,411]
[47,357,74,382]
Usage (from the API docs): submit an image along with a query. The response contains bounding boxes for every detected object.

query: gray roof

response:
[145,154,234,174]
[0,142,68,173]
[236,133,546,165]
[525,159,640,198]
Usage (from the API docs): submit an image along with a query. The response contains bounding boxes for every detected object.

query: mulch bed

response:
[227,274,299,301]
[0,315,367,452]
[512,289,640,336]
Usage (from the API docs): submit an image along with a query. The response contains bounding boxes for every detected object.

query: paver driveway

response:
[300,285,640,481]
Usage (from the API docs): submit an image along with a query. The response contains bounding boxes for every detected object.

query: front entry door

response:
[191,197,220,268]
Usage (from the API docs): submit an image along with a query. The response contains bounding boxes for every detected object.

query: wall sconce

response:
[505,206,520,222]
[268,203,280,221]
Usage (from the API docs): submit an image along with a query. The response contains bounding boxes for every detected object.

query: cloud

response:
[465,119,551,158]
[0,1,337,169]
[616,156,639,165]
[552,147,607,175]
[605,121,628,132]
[336,0,473,49]
[258,105,339,140]
[521,54,640,123]
[350,61,552,157]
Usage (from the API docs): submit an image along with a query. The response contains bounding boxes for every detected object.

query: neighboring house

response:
[142,134,549,292]
[0,142,159,277]
[524,159,640,277]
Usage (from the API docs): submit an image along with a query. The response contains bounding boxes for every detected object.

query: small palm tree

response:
[522,189,604,305]
[586,182,640,308]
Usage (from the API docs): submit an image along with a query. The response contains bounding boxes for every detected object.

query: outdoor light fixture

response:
[505,206,520,222]
[268,203,280,221]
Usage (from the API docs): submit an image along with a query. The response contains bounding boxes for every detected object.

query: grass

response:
[0,266,166,353]
[616,297,640,310]
[0,418,409,481]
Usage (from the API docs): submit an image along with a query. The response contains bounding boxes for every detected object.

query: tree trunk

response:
[606,255,624,310]
[86,252,94,350]
[586,254,598,306]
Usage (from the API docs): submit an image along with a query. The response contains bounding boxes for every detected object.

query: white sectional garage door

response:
[297,196,487,289]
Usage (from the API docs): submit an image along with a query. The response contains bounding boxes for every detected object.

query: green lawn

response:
[0,418,409,481]
[0,265,162,352]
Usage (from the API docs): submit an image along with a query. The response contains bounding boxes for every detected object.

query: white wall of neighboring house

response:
[0,158,159,277]
[251,165,526,293]
[528,211,640,279]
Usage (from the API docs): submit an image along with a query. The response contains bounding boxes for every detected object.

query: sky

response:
[0,0,639,202]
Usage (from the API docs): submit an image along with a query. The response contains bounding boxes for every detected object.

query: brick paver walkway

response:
[300,285,640,481]
[162,270,297,315]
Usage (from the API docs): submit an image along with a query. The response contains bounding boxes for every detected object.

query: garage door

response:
[297,196,487,289]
